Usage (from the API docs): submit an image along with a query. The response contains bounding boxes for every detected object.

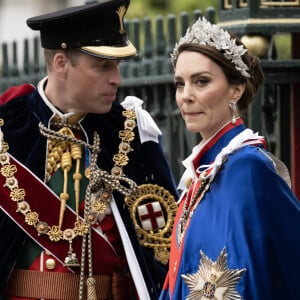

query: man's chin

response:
[93,103,113,114]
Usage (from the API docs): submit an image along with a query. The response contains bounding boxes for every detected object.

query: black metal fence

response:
[1,6,300,182]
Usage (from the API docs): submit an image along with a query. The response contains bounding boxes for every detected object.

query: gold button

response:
[45,258,56,270]
[85,167,90,179]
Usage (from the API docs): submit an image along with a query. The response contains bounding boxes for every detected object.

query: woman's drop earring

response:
[229,101,237,124]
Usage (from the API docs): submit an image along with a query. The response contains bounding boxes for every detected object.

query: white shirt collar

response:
[37,76,84,124]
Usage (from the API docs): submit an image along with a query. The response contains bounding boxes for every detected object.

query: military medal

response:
[63,240,80,267]
[125,183,177,265]
[182,248,246,300]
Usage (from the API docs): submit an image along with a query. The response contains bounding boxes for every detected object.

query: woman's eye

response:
[196,78,209,85]
[174,81,184,88]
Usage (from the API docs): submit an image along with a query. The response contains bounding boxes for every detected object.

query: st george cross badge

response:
[182,247,246,300]
[125,184,177,265]
[137,201,165,231]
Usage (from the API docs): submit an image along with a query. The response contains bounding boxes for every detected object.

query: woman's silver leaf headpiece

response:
[171,17,251,78]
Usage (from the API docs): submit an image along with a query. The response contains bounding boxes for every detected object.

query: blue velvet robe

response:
[160,122,300,300]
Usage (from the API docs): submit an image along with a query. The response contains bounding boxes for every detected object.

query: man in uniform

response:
[0,1,178,299]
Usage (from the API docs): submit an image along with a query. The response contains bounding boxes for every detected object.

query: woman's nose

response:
[182,84,194,103]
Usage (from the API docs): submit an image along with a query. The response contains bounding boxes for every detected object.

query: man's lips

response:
[102,93,117,100]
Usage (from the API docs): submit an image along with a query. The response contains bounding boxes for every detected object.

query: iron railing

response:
[1,7,300,183]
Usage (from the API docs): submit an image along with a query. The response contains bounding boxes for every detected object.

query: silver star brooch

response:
[182,247,246,300]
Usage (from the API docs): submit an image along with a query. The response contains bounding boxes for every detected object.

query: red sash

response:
[0,153,127,274]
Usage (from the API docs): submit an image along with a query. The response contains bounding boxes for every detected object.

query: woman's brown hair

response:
[175,36,264,113]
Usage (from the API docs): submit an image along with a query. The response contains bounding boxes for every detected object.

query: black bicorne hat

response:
[26,0,136,59]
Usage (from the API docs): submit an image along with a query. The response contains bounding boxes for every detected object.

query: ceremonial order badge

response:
[182,247,246,300]
[116,6,126,34]
[125,184,177,265]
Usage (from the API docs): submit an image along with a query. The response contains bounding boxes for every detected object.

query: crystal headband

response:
[171,17,251,78]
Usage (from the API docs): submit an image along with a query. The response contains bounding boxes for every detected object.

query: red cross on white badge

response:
[137,201,165,231]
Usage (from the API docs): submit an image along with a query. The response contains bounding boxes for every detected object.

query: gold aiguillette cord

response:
[78,132,100,300]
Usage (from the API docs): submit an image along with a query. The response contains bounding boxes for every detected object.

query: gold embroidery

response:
[116,6,126,34]
[10,188,26,201]
[1,164,17,177]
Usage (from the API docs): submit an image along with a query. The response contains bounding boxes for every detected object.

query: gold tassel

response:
[86,277,97,300]
[71,143,82,221]
[58,151,72,229]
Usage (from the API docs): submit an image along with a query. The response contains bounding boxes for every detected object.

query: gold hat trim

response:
[81,41,136,59]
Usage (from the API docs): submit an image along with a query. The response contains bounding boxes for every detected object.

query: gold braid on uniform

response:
[0,121,91,265]
[43,109,177,266]
[39,120,138,300]
[0,105,177,300]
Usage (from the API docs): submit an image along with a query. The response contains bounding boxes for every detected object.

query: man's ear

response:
[52,52,68,78]
[231,83,246,103]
